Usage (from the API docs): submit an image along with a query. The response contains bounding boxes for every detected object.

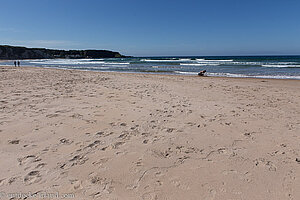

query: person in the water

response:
[198,70,206,76]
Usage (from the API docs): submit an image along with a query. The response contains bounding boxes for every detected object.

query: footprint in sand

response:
[59,138,73,145]
[35,163,46,169]
[254,158,277,171]
[92,158,110,167]
[0,178,5,186]
[86,176,114,198]
[112,141,125,149]
[18,155,41,166]
[70,179,83,190]
[143,139,149,144]
[24,171,41,185]
[170,178,190,191]
[46,113,59,118]
[205,189,217,200]
[70,154,89,165]
[141,192,159,200]
[120,122,127,126]
[8,139,20,144]
[166,128,175,133]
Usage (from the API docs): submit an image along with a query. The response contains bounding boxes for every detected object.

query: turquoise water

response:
[2,56,300,79]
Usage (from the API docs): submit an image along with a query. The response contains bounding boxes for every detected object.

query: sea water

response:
[2,56,300,80]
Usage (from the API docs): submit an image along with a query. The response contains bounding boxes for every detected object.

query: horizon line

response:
[1,44,300,57]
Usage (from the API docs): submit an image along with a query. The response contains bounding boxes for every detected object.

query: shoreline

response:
[2,65,300,82]
[1,65,300,199]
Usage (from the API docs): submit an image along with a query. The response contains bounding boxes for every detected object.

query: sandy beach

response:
[0,66,300,200]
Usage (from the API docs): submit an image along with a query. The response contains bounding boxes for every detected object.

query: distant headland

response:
[0,45,127,59]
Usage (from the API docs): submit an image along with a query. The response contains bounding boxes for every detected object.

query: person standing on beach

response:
[17,61,20,67]
[14,61,16,67]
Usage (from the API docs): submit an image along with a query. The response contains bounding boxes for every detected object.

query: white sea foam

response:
[73,66,110,70]
[194,59,234,65]
[77,59,104,61]
[30,59,106,65]
[174,71,198,75]
[73,61,107,64]
[141,59,191,62]
[103,62,130,65]
[40,65,110,70]
[208,72,300,79]
[207,61,299,66]
[207,73,248,77]
[179,59,192,61]
[181,63,220,66]
[142,59,171,62]
[202,59,233,62]
[180,63,203,66]
[230,62,264,65]
[143,58,231,63]
[102,64,129,68]
[174,71,300,79]
[29,59,130,65]
[252,75,300,79]
[262,64,300,68]
[0,64,15,67]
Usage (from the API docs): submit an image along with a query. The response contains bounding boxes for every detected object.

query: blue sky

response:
[0,0,300,56]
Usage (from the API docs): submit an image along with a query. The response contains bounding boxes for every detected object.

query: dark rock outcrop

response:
[0,45,126,59]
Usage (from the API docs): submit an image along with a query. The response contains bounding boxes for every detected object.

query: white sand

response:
[0,66,300,199]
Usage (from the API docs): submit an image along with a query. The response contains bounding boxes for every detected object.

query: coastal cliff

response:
[0,45,126,59]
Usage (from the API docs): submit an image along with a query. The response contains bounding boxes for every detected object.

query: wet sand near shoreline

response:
[0,66,300,199]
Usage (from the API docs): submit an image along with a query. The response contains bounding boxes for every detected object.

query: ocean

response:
[2,56,300,80]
